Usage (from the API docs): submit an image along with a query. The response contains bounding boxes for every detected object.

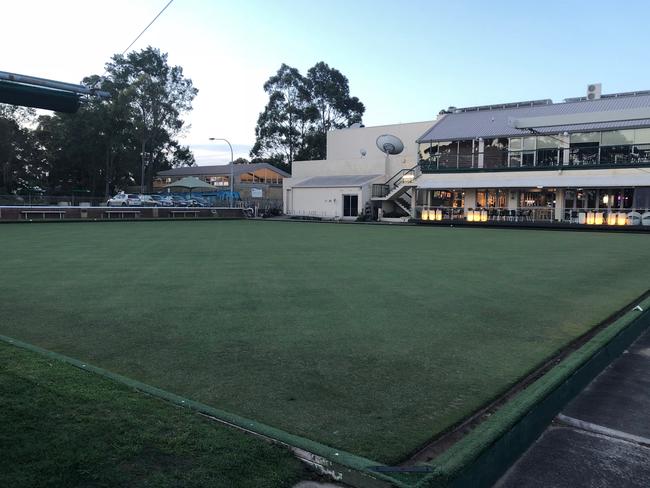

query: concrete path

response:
[495,328,650,488]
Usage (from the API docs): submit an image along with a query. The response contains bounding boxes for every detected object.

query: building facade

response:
[155,163,289,203]
[286,87,650,226]
[414,90,650,224]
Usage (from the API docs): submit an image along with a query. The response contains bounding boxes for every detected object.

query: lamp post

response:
[209,137,234,208]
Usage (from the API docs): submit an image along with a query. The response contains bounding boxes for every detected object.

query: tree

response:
[305,62,365,159]
[0,105,47,194]
[34,46,197,196]
[250,64,313,167]
[103,47,198,192]
[251,62,364,170]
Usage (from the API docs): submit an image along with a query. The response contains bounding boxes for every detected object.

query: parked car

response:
[106,193,142,207]
[138,194,159,207]
[169,195,188,207]
[187,196,208,207]
[151,194,173,207]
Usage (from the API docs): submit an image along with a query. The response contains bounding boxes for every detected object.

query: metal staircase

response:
[371,165,420,216]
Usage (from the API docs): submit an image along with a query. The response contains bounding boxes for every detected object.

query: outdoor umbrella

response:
[163,176,215,197]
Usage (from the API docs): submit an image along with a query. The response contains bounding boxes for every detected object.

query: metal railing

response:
[420,143,650,173]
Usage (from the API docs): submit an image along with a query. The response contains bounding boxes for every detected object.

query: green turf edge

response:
[3,297,648,488]
[415,294,650,488]
[0,333,406,488]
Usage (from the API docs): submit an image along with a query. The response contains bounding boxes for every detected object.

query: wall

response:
[288,186,364,219]
[326,120,436,176]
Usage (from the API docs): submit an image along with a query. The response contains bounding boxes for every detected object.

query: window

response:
[483,138,508,168]
[343,195,358,217]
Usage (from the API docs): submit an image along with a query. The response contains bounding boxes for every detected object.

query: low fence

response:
[0,206,246,222]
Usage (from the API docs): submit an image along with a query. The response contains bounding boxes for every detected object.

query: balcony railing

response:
[420,143,650,173]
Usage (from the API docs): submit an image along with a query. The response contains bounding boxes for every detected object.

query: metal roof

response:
[418,93,650,143]
[157,163,290,178]
[293,174,383,188]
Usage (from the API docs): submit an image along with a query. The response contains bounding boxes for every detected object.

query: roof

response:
[293,174,383,188]
[418,93,650,142]
[163,176,215,190]
[157,163,291,178]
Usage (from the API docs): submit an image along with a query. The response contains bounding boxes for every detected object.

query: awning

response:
[416,167,650,190]
[293,174,383,188]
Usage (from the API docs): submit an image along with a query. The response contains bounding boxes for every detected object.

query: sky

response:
[4,0,650,165]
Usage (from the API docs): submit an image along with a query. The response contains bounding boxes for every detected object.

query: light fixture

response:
[603,195,609,205]
[480,210,488,222]
[617,213,627,226]
[595,212,604,225]
[435,209,443,221]
[421,209,429,221]
[467,210,474,222]
[607,213,617,225]
[586,211,595,225]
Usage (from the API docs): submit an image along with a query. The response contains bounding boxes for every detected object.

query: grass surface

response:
[1,220,649,463]
[0,341,308,488]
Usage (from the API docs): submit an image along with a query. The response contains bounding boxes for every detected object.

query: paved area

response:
[496,328,650,488]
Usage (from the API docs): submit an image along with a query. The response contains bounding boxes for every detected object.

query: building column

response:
[555,189,565,221]
[464,189,477,210]
[508,190,518,210]
[477,139,485,169]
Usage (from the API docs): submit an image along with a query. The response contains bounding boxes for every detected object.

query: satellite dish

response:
[376,134,404,155]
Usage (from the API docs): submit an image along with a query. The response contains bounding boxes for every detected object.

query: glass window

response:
[509,153,522,168]
[565,190,576,209]
[458,140,474,168]
[437,141,457,168]
[586,189,597,209]
[536,136,560,148]
[571,132,601,144]
[569,145,599,165]
[537,148,560,167]
[509,137,522,150]
[601,145,632,164]
[601,130,634,146]
[522,151,535,167]
[483,138,508,168]
[523,137,536,150]
[623,188,634,208]
[633,144,650,163]
[634,128,650,144]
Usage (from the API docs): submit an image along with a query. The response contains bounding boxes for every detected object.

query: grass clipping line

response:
[416,295,650,488]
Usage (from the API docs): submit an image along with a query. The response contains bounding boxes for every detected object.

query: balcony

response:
[420,143,650,173]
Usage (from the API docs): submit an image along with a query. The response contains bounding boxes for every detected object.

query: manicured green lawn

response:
[1,221,649,463]
[0,342,308,488]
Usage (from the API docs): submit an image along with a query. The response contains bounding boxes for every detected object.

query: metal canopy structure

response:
[0,71,110,113]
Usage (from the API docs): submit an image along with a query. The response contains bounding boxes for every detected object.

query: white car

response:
[106,193,142,207]
[138,195,159,207]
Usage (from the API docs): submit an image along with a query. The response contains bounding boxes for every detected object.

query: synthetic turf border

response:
[2,294,649,488]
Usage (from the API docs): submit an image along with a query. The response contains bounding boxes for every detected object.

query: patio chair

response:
[628,211,642,226]
[641,212,650,226]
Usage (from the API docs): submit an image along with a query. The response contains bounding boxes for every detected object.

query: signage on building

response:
[251,188,263,198]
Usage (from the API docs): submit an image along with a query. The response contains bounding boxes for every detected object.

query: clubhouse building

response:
[283,85,650,226]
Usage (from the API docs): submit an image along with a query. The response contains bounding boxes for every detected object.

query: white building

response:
[284,86,650,226]
[283,120,435,219]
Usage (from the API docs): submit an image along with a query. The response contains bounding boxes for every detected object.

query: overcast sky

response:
[4,0,650,165]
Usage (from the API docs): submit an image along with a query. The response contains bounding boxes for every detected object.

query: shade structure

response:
[164,176,216,196]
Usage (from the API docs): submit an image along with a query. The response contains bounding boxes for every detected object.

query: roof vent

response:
[587,83,602,100]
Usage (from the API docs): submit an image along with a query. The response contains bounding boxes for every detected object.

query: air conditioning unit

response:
[587,83,602,100]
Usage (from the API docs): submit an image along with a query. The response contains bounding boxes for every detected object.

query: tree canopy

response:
[251,62,365,169]
[0,46,197,196]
